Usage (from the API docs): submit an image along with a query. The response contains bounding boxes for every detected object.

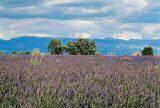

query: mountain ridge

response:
[1,36,160,41]
[0,36,159,55]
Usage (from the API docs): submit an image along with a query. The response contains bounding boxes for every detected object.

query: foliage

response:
[48,39,65,55]
[12,51,18,55]
[12,51,30,55]
[0,56,159,107]
[95,51,100,55]
[76,38,97,55]
[0,51,4,55]
[66,41,79,55]
[142,46,154,56]
[66,38,97,55]
[0,78,20,107]
[54,46,65,55]
[19,51,31,54]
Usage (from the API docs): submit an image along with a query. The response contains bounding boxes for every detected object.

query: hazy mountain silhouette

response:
[0,36,159,55]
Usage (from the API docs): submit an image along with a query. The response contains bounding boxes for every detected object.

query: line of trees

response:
[0,38,156,56]
[48,38,155,56]
[48,38,98,55]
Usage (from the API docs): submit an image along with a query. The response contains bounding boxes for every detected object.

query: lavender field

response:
[0,55,160,108]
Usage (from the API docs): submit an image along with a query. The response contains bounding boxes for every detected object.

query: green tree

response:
[76,38,97,55]
[66,41,79,55]
[141,46,154,56]
[48,39,65,55]
[67,38,97,55]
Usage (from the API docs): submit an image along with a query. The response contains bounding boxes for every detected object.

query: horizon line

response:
[0,36,160,41]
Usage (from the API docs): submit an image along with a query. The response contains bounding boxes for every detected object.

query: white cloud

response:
[0,6,5,11]
[18,0,149,17]
[75,33,91,38]
[64,5,112,15]
[65,7,98,15]
[42,0,98,8]
[141,24,160,39]
[43,0,78,4]
[113,32,143,40]
[0,0,156,24]
[0,18,98,39]
[22,33,52,37]
[11,6,50,14]
[119,24,132,29]
[142,24,160,34]
[0,34,6,39]
[109,0,149,18]
[123,0,148,10]
[71,20,97,30]
[0,17,159,40]
[43,0,98,5]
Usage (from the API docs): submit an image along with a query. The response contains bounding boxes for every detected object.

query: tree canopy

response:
[66,38,97,55]
[141,46,154,56]
[48,39,65,55]
[48,38,98,55]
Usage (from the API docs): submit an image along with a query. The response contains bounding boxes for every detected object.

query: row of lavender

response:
[0,55,160,107]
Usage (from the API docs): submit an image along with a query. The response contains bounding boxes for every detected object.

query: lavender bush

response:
[0,55,160,108]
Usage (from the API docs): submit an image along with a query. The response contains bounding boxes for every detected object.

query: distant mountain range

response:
[0,36,159,55]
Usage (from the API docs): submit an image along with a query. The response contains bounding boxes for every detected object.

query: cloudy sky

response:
[0,0,159,40]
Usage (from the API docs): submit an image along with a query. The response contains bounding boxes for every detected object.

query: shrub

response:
[19,51,31,54]
[0,51,4,55]
[141,46,154,56]
[48,39,65,55]
[12,51,31,55]
[95,51,100,55]
[12,51,18,55]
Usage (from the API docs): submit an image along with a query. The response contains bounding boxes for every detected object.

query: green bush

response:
[66,38,97,55]
[48,39,65,55]
[141,46,154,56]
[19,51,31,54]
[12,51,18,55]
[0,51,4,55]
[11,51,30,55]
